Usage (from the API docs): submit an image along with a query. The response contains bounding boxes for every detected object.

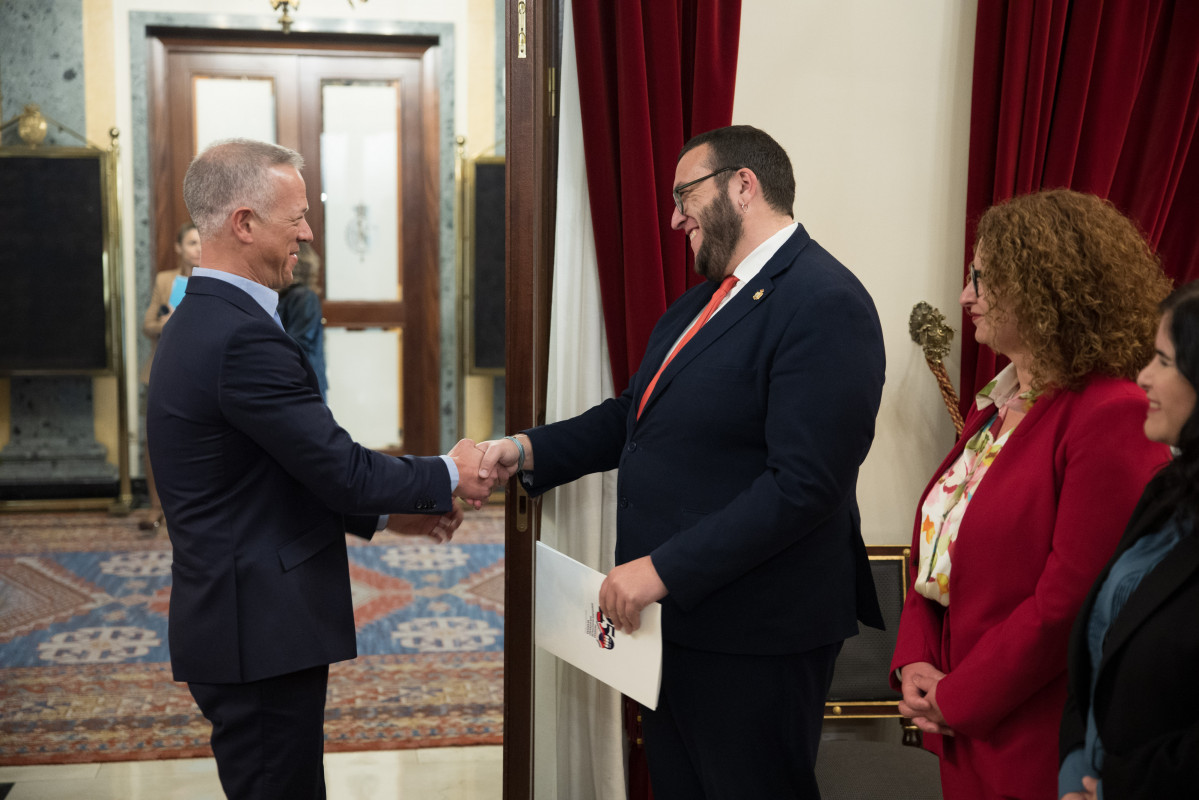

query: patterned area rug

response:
[0,507,504,766]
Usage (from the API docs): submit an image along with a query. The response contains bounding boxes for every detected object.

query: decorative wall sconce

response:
[270,0,298,34]
[270,0,369,33]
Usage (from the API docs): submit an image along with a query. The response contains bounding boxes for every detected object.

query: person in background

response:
[891,189,1173,800]
[1059,282,1199,800]
[278,242,328,399]
[138,220,200,531]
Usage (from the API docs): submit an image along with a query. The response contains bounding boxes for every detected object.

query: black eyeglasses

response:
[969,264,984,295]
[673,166,740,214]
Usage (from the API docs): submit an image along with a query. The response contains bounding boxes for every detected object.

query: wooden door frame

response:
[503,0,559,796]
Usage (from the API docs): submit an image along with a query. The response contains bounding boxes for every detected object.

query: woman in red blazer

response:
[891,190,1173,800]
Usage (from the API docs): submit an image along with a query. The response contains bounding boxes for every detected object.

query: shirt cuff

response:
[1058,747,1091,798]
[376,515,389,531]
[440,455,459,491]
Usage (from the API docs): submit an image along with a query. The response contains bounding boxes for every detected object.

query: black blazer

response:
[148,276,452,684]
[524,225,886,654]
[1060,478,1199,798]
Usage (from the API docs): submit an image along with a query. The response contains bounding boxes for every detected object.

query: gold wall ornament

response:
[909,301,954,361]
[910,301,964,436]
[17,104,48,146]
[269,0,367,32]
[270,0,298,33]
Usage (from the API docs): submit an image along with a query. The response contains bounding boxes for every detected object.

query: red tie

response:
[637,274,739,419]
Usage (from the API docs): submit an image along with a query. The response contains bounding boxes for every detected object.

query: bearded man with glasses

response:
[480,125,886,799]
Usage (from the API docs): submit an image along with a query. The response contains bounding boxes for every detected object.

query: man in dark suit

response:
[479,125,886,798]
[148,138,494,799]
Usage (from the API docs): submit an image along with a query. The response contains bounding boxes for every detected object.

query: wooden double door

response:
[148,32,440,455]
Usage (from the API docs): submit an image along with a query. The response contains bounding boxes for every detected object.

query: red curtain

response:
[961,0,1199,413]
[571,4,741,797]
[572,0,742,394]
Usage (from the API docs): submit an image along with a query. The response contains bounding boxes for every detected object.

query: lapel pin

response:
[753,289,765,300]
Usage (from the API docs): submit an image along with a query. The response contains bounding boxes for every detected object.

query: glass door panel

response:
[319,79,404,449]
[193,77,277,150]
[321,82,401,302]
[325,327,402,448]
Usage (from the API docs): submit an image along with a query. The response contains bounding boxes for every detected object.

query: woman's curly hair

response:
[975,189,1172,392]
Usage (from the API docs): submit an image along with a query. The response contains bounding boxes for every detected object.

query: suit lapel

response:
[1066,488,1168,712]
[634,227,808,424]
[1101,505,1199,663]
[652,271,771,381]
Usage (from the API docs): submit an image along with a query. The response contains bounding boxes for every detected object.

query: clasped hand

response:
[389,439,500,542]
[448,438,501,508]
[897,661,954,736]
[386,505,463,543]
[475,437,522,484]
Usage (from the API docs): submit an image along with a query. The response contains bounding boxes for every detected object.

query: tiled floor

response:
[0,746,503,800]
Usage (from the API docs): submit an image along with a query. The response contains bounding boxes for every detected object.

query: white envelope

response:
[534,541,663,709]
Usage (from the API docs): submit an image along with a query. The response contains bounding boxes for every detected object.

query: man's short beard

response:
[694,189,743,281]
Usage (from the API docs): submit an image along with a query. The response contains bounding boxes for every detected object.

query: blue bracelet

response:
[504,435,526,472]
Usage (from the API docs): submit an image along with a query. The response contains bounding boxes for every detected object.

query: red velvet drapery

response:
[572,0,742,395]
[962,0,1199,413]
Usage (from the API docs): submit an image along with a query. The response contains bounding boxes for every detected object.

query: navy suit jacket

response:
[148,276,452,684]
[525,225,886,654]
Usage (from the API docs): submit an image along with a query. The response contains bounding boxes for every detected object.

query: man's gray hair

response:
[183,139,305,238]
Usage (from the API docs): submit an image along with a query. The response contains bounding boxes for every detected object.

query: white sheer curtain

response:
[533,1,626,797]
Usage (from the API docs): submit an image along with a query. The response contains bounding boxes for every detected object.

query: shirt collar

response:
[975,362,1038,412]
[730,221,798,289]
[192,267,280,320]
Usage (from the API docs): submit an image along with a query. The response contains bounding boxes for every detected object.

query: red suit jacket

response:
[890,374,1169,799]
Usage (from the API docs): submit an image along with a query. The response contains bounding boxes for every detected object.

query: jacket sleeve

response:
[219,320,453,515]
[1058,654,1088,763]
[933,388,1167,739]
[522,388,632,496]
[890,407,995,684]
[890,562,945,684]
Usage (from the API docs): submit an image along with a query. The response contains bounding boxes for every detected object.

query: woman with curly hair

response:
[890,189,1174,799]
[1059,282,1199,800]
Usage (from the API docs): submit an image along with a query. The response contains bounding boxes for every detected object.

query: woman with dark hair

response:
[891,189,1173,799]
[1058,282,1199,800]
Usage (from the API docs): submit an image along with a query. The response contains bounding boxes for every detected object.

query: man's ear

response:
[231,207,255,244]
[734,167,758,207]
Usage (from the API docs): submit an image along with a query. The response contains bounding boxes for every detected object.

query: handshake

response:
[446,435,529,505]
[395,436,529,543]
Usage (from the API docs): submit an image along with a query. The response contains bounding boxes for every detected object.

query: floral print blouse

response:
[915,365,1038,606]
